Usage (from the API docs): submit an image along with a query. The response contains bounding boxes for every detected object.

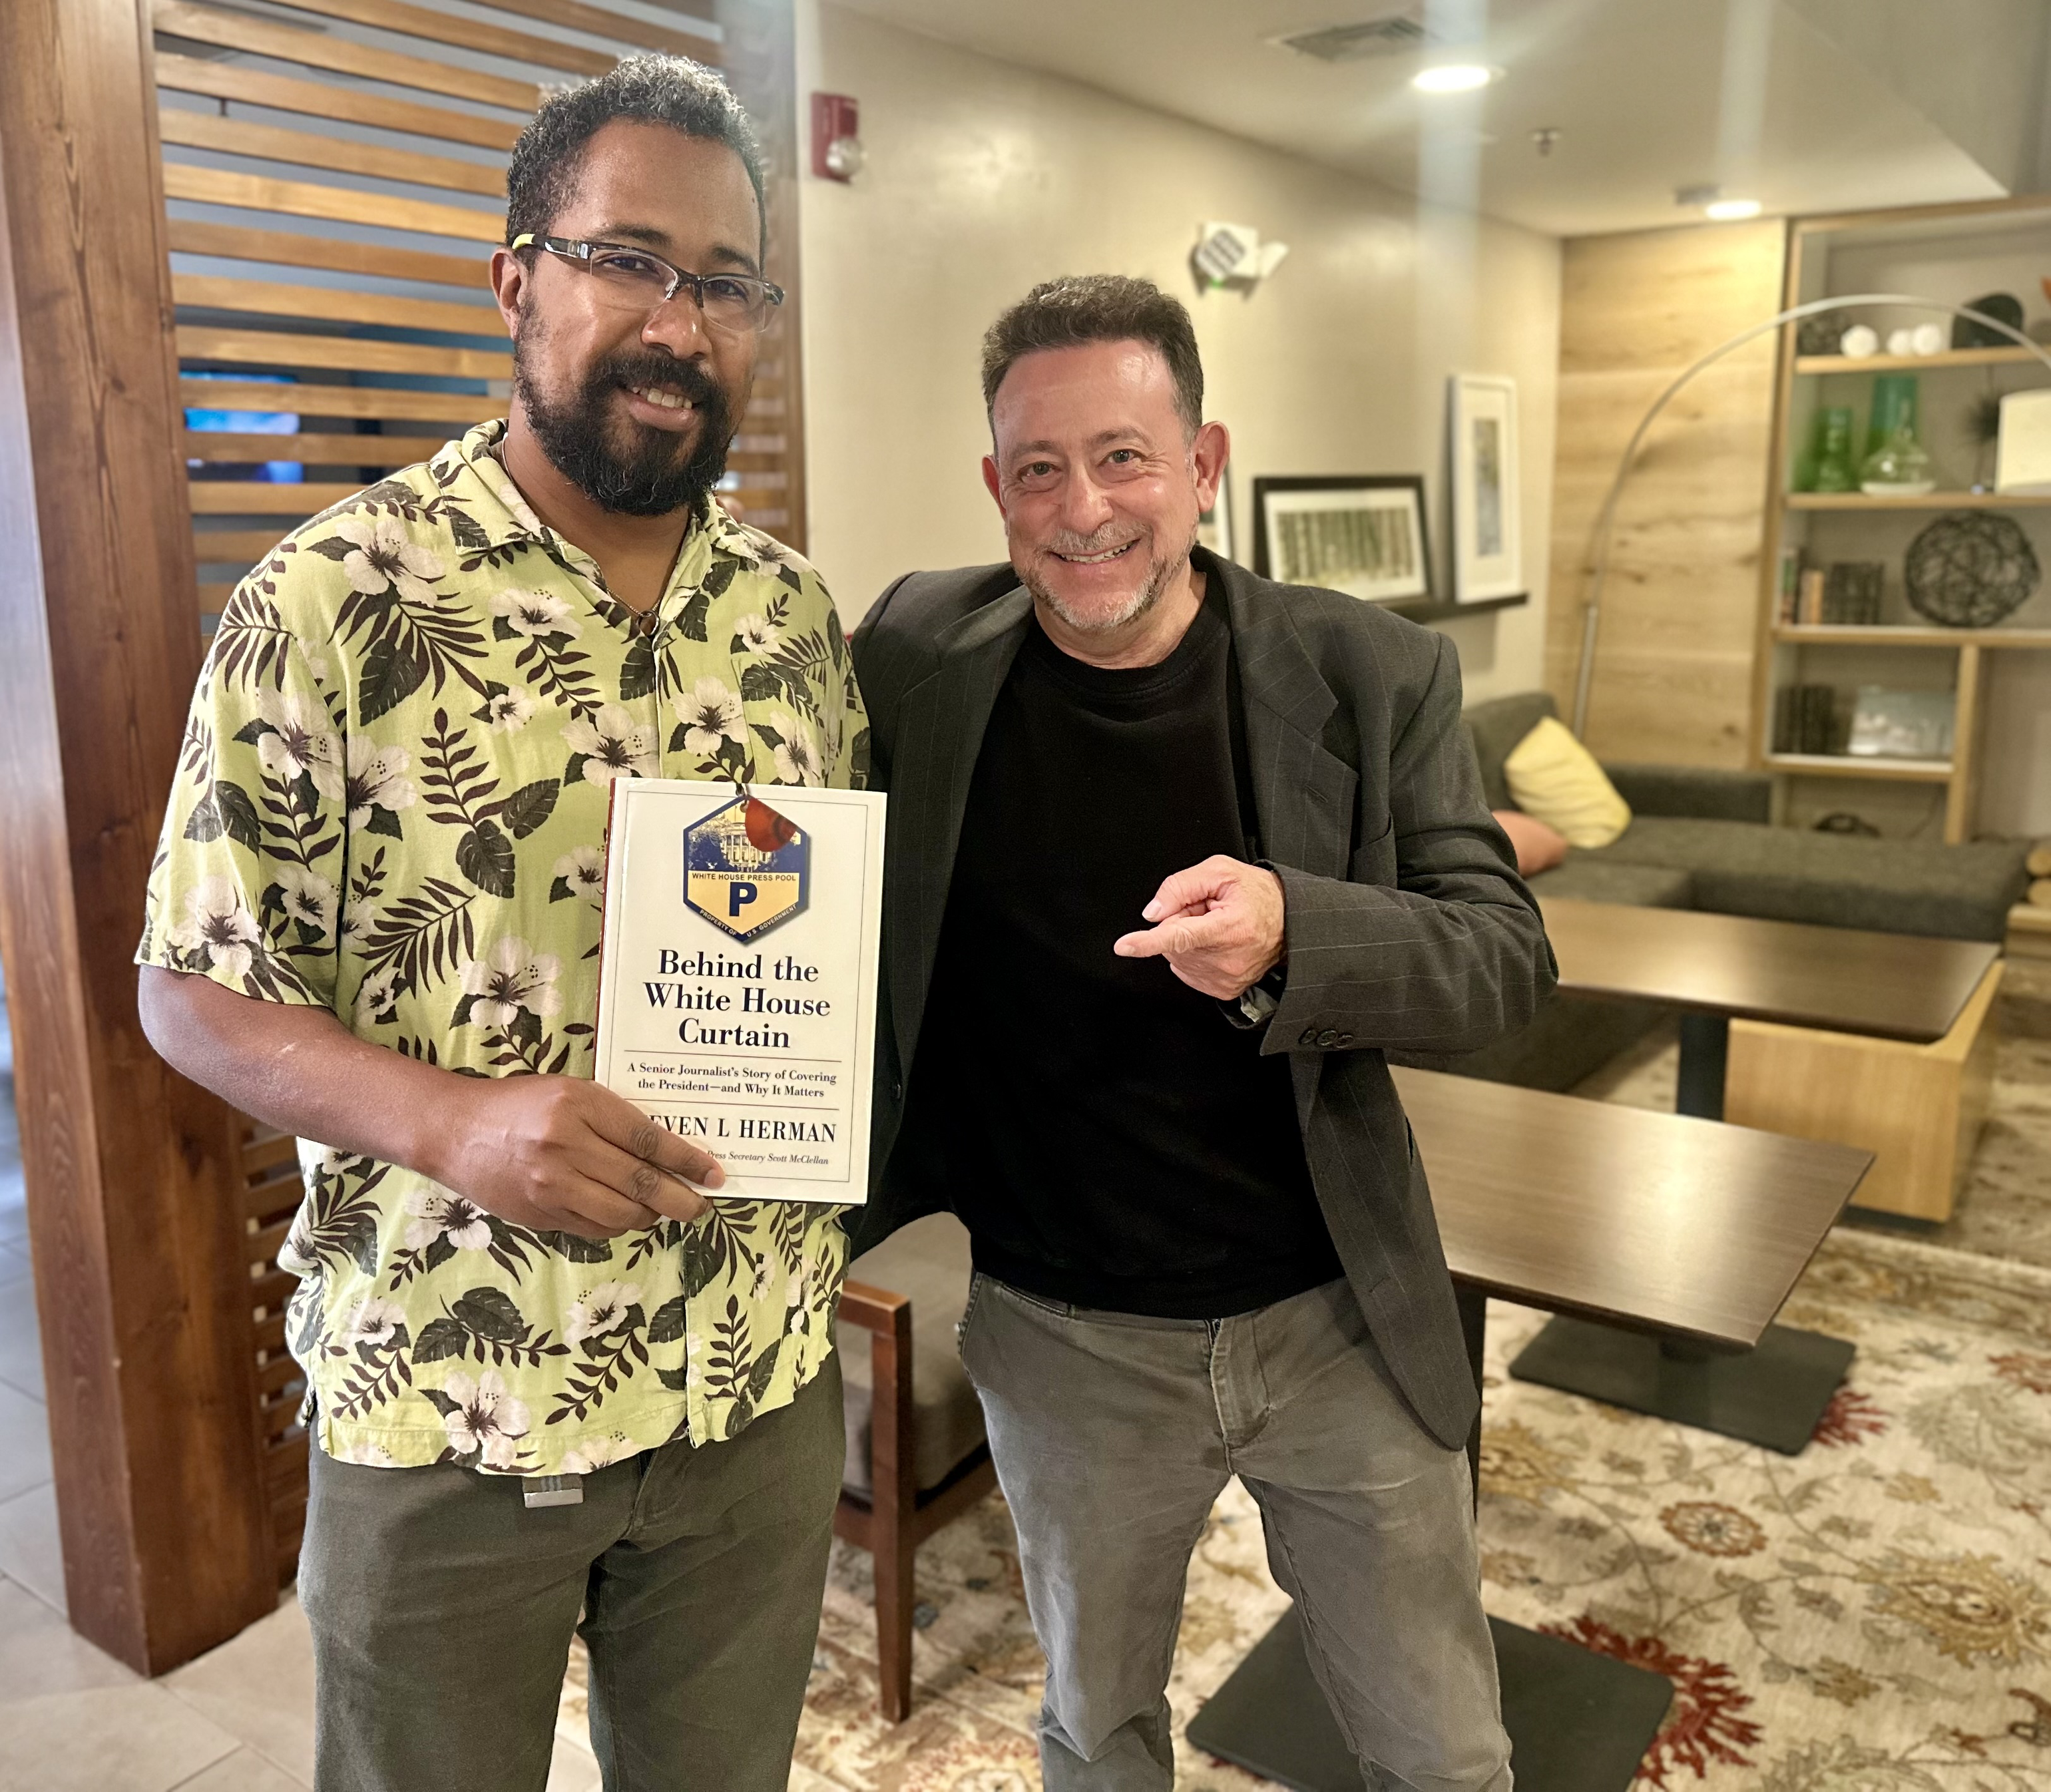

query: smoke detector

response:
[1275,13,1436,62]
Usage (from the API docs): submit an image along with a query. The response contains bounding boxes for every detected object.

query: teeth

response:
[632,385,691,411]
[1059,542,1135,564]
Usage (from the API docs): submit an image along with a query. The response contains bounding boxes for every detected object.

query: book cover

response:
[592,778,887,1205]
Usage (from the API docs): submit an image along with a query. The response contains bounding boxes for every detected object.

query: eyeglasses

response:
[510,234,785,333]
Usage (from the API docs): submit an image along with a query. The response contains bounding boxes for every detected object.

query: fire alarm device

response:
[811,93,863,182]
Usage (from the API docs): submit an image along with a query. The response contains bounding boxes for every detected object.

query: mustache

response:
[598,350,722,411]
[1042,526,1145,555]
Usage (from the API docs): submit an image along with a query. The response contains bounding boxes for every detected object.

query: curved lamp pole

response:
[1569,293,2051,740]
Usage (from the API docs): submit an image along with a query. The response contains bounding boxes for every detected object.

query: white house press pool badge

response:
[682,794,809,942]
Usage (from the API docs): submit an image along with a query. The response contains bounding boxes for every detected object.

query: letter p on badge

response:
[684,797,808,941]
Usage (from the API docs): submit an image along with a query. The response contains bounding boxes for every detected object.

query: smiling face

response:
[493,120,762,517]
[983,339,1226,642]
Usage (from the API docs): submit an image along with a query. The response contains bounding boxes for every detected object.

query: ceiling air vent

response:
[1277,13,1433,62]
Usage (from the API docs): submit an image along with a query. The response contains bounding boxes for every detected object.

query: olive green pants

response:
[298,1357,844,1792]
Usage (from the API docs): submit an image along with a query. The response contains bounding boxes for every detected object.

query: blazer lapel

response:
[1222,562,1355,883]
[885,584,1034,1074]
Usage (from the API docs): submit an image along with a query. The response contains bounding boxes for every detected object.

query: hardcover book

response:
[593,778,887,1206]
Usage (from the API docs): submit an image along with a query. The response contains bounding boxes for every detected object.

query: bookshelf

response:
[1755,196,2051,844]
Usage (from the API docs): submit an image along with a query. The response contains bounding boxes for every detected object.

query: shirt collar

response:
[435,419,766,630]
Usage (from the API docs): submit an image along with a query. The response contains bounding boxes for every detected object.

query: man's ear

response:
[1191,420,1230,513]
[489,246,528,341]
[981,455,1004,512]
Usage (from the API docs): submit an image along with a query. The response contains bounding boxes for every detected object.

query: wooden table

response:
[1512,899,1997,1449]
[1187,1068,1873,1792]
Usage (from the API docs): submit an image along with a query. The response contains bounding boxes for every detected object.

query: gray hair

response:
[505,53,766,256]
[981,275,1204,436]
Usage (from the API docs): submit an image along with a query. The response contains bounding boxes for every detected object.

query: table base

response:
[1185,1606,1672,1792]
[1508,1317,1855,1455]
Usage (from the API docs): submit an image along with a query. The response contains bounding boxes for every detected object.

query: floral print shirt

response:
[138,421,869,1474]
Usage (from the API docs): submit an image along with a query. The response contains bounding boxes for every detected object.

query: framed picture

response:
[1250,475,1430,603]
[1449,375,1523,603]
[1196,473,1234,563]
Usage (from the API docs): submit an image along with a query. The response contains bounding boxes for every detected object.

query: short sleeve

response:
[137,589,345,1012]
[812,574,872,792]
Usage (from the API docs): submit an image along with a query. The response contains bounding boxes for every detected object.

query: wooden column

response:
[0,0,274,1673]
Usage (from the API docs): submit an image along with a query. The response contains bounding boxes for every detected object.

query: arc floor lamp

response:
[1569,293,2051,739]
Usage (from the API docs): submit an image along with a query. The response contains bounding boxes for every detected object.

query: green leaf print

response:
[493,779,560,840]
[620,631,657,700]
[359,632,429,724]
[455,819,516,897]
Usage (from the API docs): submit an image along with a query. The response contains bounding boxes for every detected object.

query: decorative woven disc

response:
[1903,512,2040,627]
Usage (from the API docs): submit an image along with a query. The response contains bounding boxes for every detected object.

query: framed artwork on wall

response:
[1449,374,1524,603]
[1250,475,1430,603]
[1196,471,1235,563]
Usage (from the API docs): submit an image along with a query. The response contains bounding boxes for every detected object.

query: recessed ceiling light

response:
[1412,64,1494,93]
[1706,198,1763,220]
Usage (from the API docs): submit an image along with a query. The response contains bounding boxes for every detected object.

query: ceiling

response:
[825,0,2041,236]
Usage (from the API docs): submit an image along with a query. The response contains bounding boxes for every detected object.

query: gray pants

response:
[960,1273,1511,1792]
[298,1357,844,1792]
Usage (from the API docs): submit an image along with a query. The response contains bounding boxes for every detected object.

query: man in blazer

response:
[849,274,1552,1792]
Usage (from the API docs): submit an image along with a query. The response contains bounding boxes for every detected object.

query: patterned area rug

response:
[553,961,2051,1789]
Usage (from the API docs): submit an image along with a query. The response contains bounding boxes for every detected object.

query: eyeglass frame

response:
[508,233,786,330]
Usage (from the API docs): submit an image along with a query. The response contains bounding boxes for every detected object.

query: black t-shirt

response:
[905,581,1343,1318]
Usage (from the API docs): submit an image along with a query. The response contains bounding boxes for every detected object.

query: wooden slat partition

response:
[174,274,503,336]
[163,164,507,244]
[183,431,443,465]
[158,112,507,200]
[154,1,543,111]
[180,377,507,422]
[266,0,622,77]
[156,54,525,152]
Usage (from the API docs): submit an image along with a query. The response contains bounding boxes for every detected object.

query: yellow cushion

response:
[1502,716,1632,849]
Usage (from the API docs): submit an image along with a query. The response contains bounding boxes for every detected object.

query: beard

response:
[1021,523,1196,634]
[513,327,735,519]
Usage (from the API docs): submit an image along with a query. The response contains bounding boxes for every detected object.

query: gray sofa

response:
[1397,692,2030,1092]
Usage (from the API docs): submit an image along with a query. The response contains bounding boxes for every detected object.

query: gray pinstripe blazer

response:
[846,551,1556,1449]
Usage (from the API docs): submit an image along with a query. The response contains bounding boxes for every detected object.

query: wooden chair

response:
[835,1212,999,1720]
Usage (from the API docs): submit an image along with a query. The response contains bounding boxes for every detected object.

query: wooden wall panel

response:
[0,0,274,1674]
[1544,220,1786,766]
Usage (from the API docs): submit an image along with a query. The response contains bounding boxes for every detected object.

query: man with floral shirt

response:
[136,57,865,1792]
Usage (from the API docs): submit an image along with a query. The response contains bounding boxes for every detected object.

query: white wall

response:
[792,1,1562,704]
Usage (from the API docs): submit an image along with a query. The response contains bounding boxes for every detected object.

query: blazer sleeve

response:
[1262,633,1556,1055]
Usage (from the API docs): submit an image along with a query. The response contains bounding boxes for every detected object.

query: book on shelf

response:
[1771,682,1842,756]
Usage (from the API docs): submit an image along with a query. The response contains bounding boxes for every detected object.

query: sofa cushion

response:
[1602,762,1773,824]
[837,1212,986,1499]
[1462,691,1559,811]
[1528,859,1693,909]
[1591,817,2028,942]
[1504,717,1632,847]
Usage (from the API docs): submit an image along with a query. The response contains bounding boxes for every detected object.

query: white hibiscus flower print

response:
[403,1188,494,1253]
[334,514,444,604]
[353,963,399,1026]
[489,588,580,640]
[485,688,537,733]
[559,1434,630,1476]
[458,936,565,1028]
[341,1297,407,1347]
[679,678,746,758]
[167,877,262,981]
[553,845,605,904]
[256,691,343,799]
[565,1281,644,1347]
[769,712,825,786]
[302,644,332,685]
[438,1369,530,1470]
[562,704,657,784]
[733,613,780,652]
[275,863,338,937]
[343,738,417,828]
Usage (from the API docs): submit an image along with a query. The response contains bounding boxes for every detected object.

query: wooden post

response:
[0,0,275,1672]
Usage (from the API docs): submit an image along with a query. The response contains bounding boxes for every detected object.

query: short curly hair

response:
[505,53,766,258]
[981,275,1204,436]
